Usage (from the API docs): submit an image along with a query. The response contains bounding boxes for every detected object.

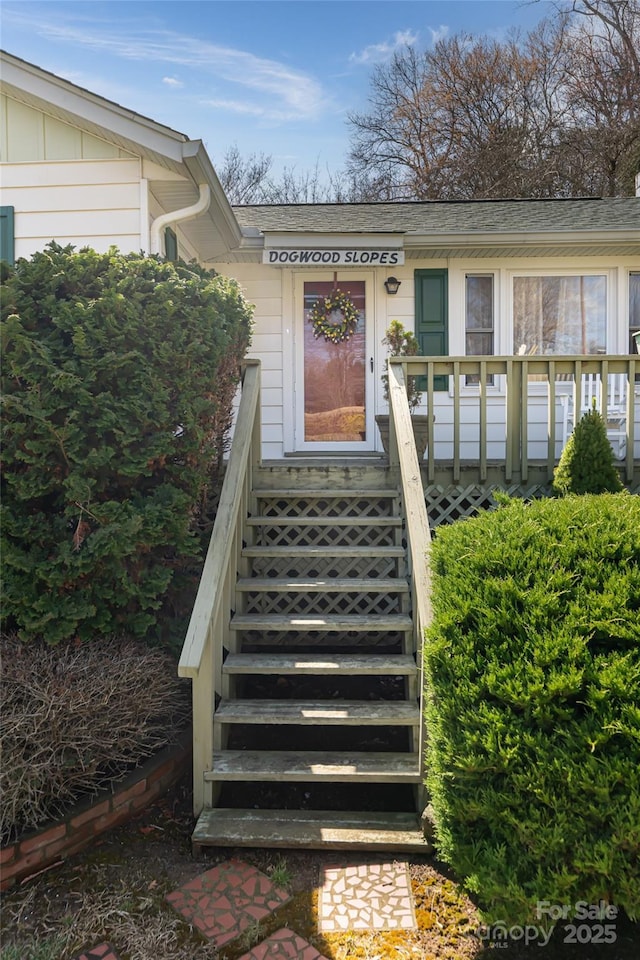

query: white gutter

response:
[403,228,640,249]
[181,140,243,253]
[149,183,211,256]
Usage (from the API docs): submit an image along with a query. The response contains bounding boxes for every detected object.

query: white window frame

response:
[508,268,616,358]
[464,272,496,387]
[450,267,502,395]
[629,270,640,354]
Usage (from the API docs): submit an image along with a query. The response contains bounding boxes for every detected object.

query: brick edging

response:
[0,729,192,891]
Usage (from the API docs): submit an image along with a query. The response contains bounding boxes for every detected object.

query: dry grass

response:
[1,880,220,960]
[0,634,189,842]
[0,850,481,960]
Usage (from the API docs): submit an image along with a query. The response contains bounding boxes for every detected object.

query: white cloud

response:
[350,29,418,65]
[162,76,184,88]
[428,25,450,46]
[3,10,328,123]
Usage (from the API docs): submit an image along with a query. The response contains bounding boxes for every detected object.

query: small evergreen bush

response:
[1,244,252,643]
[553,404,623,495]
[424,493,640,925]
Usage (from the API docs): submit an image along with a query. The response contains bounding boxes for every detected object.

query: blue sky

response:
[2,1,554,178]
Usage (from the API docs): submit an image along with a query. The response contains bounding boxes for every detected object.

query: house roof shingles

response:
[233,198,640,237]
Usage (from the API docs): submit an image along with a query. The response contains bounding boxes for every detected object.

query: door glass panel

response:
[303,280,366,442]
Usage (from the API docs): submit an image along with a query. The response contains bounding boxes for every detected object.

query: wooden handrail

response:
[179,360,261,677]
[387,362,433,783]
[388,362,433,631]
[178,360,261,815]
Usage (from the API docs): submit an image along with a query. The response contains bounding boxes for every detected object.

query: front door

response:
[295,276,375,452]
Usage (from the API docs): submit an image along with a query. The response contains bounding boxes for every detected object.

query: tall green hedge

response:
[424,493,640,924]
[1,244,252,643]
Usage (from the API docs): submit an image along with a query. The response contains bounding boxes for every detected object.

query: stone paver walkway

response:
[70,946,121,960]
[319,861,416,932]
[237,928,329,960]
[166,858,291,948]
[77,856,417,958]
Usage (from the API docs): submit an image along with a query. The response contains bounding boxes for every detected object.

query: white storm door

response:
[294,275,375,452]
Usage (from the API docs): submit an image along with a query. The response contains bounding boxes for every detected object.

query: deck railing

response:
[387,362,433,783]
[392,355,638,484]
[178,360,261,815]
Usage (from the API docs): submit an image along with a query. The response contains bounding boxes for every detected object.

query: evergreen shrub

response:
[553,404,623,495]
[1,244,252,643]
[424,493,640,925]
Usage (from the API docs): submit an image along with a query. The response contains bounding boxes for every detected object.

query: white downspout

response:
[149,183,211,256]
[139,178,150,253]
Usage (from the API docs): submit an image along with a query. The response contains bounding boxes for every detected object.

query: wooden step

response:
[230,614,412,632]
[192,808,430,853]
[214,699,420,725]
[223,653,416,675]
[246,516,401,527]
[205,751,421,782]
[253,489,399,499]
[242,545,404,558]
[236,577,409,593]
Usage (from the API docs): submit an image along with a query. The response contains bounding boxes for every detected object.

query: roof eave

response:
[181,141,243,253]
[1,50,187,164]
[404,229,640,248]
[1,51,244,258]
[231,229,639,256]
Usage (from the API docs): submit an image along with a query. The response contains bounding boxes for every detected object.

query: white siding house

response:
[4,51,640,843]
[2,50,639,468]
[215,205,640,463]
[0,51,241,265]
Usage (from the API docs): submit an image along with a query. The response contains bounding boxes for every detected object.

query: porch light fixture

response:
[384,276,401,295]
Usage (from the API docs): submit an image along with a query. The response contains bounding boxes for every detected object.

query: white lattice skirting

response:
[425,483,551,528]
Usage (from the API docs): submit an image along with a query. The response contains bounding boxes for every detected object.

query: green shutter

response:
[0,206,15,267]
[415,268,448,391]
[164,227,178,262]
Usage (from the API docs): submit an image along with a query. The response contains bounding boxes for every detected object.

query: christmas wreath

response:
[309,289,360,343]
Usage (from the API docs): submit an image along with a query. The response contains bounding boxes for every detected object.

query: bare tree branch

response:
[346,2,639,198]
[216,145,273,204]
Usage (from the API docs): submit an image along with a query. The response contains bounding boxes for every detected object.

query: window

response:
[513,274,608,388]
[630,272,640,354]
[465,274,494,384]
[513,275,606,355]
[0,206,15,266]
[164,227,178,262]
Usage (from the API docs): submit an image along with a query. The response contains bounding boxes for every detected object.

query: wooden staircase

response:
[180,362,432,853]
[191,472,428,852]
